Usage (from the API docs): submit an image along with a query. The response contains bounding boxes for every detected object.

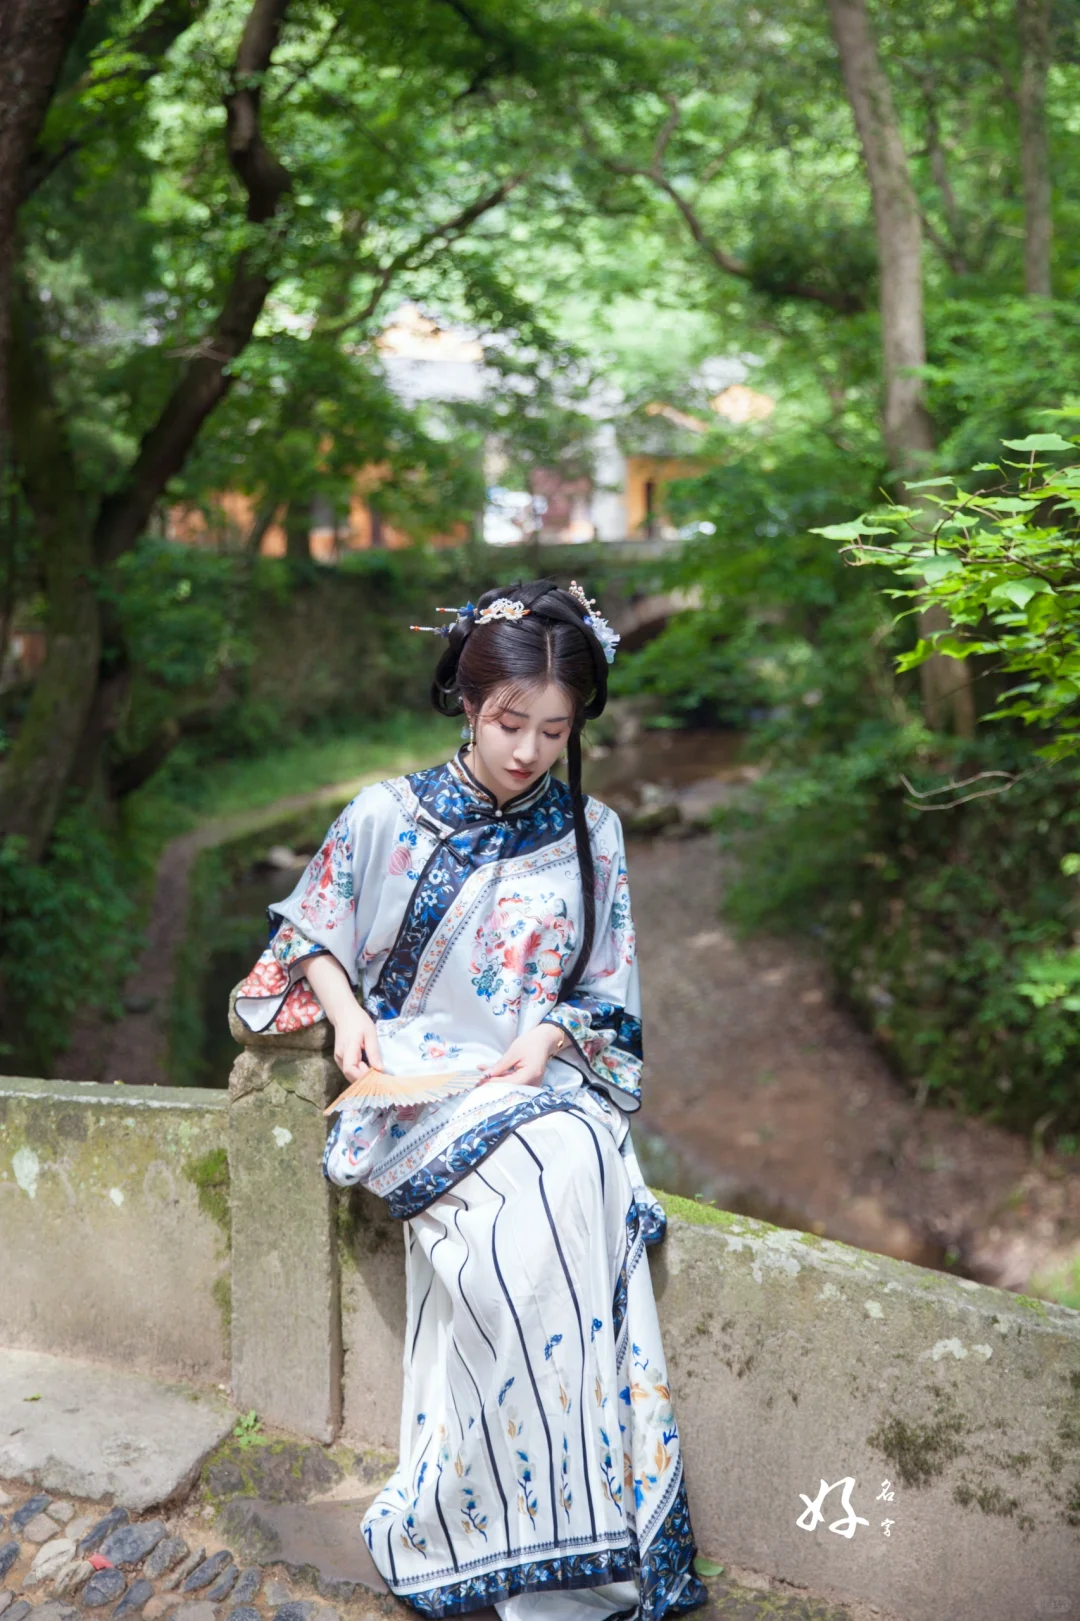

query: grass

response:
[123,712,454,861]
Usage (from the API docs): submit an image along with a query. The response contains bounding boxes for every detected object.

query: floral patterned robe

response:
[234,747,705,1621]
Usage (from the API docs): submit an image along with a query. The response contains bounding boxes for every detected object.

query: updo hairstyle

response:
[430,579,611,997]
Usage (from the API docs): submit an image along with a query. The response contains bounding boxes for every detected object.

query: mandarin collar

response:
[447,745,552,819]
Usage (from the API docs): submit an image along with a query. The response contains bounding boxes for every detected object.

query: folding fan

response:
[324,1068,485,1115]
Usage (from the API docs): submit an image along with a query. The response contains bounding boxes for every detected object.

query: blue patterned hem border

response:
[391,1480,707,1621]
[394,1545,637,1618]
[385,1090,574,1219]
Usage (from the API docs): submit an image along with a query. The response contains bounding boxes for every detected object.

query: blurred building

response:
[166,305,774,556]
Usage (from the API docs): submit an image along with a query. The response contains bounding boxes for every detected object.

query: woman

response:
[234,578,706,1621]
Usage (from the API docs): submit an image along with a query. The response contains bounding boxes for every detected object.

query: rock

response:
[23,1516,61,1546]
[23,1538,76,1587]
[44,1506,74,1528]
[143,1600,185,1619]
[160,1551,204,1595]
[216,1502,387,1596]
[27,1603,78,1621]
[181,1553,231,1594]
[262,1584,292,1608]
[314,1576,354,1603]
[0,1491,11,1508]
[227,1573,259,1608]
[0,1592,12,1616]
[78,1510,130,1557]
[81,1569,128,1608]
[5,1603,30,1621]
[63,1521,94,1548]
[12,1497,51,1533]
[225,1609,260,1621]
[53,1559,94,1597]
[0,1548,18,1585]
[205,1444,340,1508]
[142,1541,188,1581]
[112,1578,155,1618]
[172,1604,217,1621]
[626,801,681,836]
[99,1526,166,1569]
[271,1605,320,1621]
[205,1568,236,1603]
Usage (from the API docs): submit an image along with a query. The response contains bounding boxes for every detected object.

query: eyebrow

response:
[503,708,571,723]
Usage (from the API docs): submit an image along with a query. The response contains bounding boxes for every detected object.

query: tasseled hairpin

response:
[409,598,532,636]
[568,579,620,665]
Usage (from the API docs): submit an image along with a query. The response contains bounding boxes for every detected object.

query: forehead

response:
[482,681,573,722]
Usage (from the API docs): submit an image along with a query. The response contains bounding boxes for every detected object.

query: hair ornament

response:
[410,601,477,638]
[568,579,620,665]
[476,597,530,625]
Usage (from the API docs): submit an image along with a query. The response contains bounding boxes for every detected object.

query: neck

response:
[462,744,537,807]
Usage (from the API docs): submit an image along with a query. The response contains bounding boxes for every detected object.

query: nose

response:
[513,734,540,766]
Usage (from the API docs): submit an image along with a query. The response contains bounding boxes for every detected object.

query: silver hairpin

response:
[568,579,619,665]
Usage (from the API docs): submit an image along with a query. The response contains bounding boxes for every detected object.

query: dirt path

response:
[628,831,1080,1296]
[63,772,392,1088]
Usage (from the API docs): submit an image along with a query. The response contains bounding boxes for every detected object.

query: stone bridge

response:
[1,1021,1078,1621]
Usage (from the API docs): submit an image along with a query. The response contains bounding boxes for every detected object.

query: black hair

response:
[430,578,610,998]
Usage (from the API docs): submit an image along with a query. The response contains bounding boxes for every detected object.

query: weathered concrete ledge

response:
[227,1001,343,1444]
[0,1077,229,1383]
[652,1193,1080,1621]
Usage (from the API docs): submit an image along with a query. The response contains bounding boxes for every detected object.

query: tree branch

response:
[22,0,209,200]
[319,174,523,339]
[271,13,342,103]
[93,0,293,565]
[583,104,866,316]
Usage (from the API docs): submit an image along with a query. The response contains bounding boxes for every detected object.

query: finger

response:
[363,1020,383,1070]
[341,1056,372,1086]
[481,1051,521,1078]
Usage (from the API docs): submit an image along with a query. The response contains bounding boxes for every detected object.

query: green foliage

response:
[831,433,1080,758]
[720,732,1080,1136]
[0,812,140,1073]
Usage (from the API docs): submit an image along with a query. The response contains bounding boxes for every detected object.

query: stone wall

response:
[0,1076,229,1383]
[5,1029,1080,1621]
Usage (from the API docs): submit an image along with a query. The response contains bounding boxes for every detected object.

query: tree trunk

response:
[0,0,88,462]
[0,277,101,857]
[285,497,312,561]
[0,0,294,857]
[1017,0,1053,297]
[828,0,974,738]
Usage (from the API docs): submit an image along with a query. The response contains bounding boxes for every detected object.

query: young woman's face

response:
[466,682,574,800]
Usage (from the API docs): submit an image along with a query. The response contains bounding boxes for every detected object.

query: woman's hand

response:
[304,954,384,1115]
[479,1022,566,1088]
[321,1005,384,1115]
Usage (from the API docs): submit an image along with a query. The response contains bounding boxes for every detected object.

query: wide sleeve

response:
[540,806,643,1112]
[233,784,391,1035]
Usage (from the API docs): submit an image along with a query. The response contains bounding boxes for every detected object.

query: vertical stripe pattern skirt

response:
[361,1106,707,1621]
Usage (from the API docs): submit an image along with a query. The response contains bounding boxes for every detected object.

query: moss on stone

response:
[954,1479,1020,1517]
[213,1271,232,1335]
[657,1192,776,1235]
[184,1145,231,1237]
[868,1408,966,1488]
[1014,1294,1051,1320]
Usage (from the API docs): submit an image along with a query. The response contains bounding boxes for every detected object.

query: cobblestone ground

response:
[0,1445,907,1621]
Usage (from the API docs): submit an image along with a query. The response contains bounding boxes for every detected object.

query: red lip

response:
[508,769,532,780]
